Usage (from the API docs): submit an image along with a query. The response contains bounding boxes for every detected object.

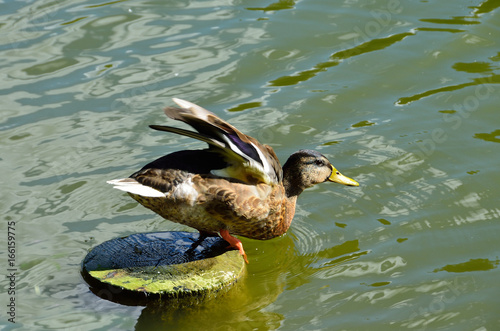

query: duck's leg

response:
[187,231,217,253]
[219,229,249,264]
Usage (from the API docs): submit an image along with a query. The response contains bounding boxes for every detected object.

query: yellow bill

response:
[328,166,359,186]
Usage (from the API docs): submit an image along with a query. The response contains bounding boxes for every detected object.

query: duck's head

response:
[282,149,359,197]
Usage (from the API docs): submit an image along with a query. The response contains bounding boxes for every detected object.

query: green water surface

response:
[1,0,499,330]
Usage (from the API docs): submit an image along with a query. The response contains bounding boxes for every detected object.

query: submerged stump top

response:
[82,231,245,305]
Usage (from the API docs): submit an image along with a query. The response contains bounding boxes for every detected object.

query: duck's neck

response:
[283,172,306,198]
[276,168,306,236]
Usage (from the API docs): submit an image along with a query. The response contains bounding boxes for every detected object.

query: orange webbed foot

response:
[219,229,249,264]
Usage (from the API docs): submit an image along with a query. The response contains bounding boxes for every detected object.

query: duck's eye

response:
[314,159,324,166]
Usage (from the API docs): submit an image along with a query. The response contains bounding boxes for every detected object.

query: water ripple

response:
[2,0,499,329]
[315,256,406,280]
[268,31,415,87]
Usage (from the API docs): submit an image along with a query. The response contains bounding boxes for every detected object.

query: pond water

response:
[1,0,499,330]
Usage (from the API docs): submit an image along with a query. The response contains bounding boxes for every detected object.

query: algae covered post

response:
[81,231,245,306]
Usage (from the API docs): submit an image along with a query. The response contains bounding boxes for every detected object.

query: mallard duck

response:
[108,98,359,263]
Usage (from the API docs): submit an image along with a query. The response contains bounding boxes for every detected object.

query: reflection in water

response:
[246,0,297,12]
[419,17,480,25]
[452,61,494,73]
[269,32,414,87]
[134,235,298,329]
[397,74,500,105]
[135,280,285,330]
[434,258,499,273]
[474,0,500,14]
[474,129,500,143]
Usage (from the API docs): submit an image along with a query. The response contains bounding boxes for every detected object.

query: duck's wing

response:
[150,98,282,185]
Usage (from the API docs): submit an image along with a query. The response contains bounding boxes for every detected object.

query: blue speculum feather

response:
[226,133,262,166]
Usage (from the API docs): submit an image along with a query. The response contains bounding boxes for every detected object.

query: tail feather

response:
[107,178,165,197]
